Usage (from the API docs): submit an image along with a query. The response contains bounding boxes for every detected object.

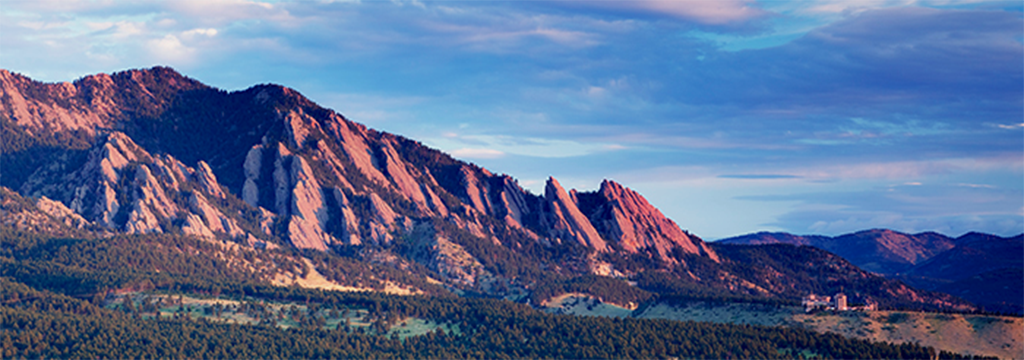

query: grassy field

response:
[633,301,1023,359]
[108,291,1021,358]
[537,295,1022,359]
[103,292,454,338]
[540,293,634,318]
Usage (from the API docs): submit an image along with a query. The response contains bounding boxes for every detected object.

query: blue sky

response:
[3,0,1022,239]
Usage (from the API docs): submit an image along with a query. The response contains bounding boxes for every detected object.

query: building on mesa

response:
[834,293,847,311]
[802,292,869,312]
[802,294,832,312]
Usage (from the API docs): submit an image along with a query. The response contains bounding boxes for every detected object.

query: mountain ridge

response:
[718,229,962,275]
[1,66,717,281]
[0,66,976,311]
[718,229,1023,313]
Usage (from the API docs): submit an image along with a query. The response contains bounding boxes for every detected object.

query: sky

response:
[2,0,1022,240]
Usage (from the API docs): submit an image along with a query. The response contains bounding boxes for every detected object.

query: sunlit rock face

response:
[3,66,728,289]
[18,131,254,239]
[542,177,607,252]
[578,180,719,263]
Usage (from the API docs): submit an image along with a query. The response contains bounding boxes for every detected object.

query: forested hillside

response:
[0,226,953,359]
[0,67,1000,358]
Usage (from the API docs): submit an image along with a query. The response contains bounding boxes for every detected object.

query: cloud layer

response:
[2,0,1020,238]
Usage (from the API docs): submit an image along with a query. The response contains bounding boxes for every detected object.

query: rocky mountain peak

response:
[584,180,719,262]
[543,177,608,251]
[5,67,749,297]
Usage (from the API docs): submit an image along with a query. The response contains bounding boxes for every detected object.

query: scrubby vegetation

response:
[0,226,952,359]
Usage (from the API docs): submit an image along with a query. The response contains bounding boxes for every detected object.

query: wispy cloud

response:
[994,122,1024,130]
[719,174,802,180]
[563,0,772,25]
[450,148,505,159]
[2,0,1020,238]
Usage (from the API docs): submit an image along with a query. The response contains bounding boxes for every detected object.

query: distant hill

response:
[719,230,1023,313]
[718,229,957,275]
[903,233,1024,313]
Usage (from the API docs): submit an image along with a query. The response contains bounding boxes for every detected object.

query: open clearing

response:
[103,292,453,337]
[539,296,1021,359]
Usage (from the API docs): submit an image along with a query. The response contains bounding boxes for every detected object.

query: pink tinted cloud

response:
[573,0,769,25]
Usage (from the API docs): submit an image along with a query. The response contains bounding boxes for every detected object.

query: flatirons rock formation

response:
[1,67,713,285]
[0,67,978,311]
[578,180,718,262]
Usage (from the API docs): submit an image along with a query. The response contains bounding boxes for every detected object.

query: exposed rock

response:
[460,166,490,215]
[16,131,262,241]
[8,67,824,300]
[181,213,215,238]
[1,187,95,236]
[330,188,361,245]
[0,70,109,136]
[35,196,89,229]
[420,182,449,218]
[242,144,263,207]
[368,192,398,226]
[257,207,276,236]
[284,110,312,149]
[272,144,294,216]
[124,201,163,234]
[378,137,430,214]
[321,114,389,186]
[195,161,226,199]
[581,180,719,262]
[542,177,607,251]
[285,155,336,250]
[188,192,245,238]
[132,165,178,220]
[492,175,533,231]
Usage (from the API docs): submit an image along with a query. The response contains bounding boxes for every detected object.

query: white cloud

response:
[450,148,505,159]
[461,27,597,48]
[800,0,993,15]
[182,28,218,38]
[146,34,195,64]
[994,122,1024,130]
[167,0,287,25]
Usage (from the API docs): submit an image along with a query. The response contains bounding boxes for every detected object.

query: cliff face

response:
[18,131,250,241]
[8,67,909,303]
[579,180,718,263]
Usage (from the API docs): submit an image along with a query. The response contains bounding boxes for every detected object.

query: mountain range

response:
[0,67,995,312]
[719,230,1023,313]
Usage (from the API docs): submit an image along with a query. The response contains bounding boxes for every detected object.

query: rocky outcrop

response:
[239,141,346,250]
[3,67,734,295]
[542,177,608,251]
[18,131,260,241]
[579,180,719,262]
[1,187,95,236]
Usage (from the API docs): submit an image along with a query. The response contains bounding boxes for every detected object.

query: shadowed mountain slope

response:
[0,67,976,311]
[718,229,957,275]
